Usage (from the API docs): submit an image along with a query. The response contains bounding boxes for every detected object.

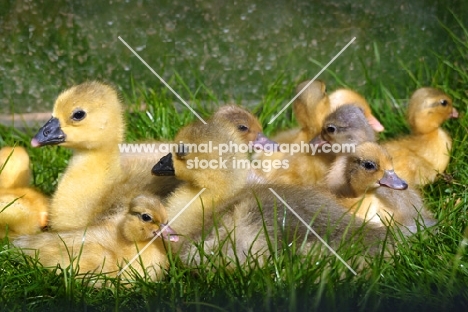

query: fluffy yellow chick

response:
[0,146,48,237]
[13,193,176,284]
[382,87,458,185]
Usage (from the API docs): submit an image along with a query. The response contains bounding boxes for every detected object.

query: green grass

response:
[1,15,468,312]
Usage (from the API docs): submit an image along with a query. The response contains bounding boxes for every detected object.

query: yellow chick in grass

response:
[273,81,384,145]
[265,105,376,185]
[31,81,179,231]
[329,88,385,132]
[30,81,125,231]
[213,104,277,184]
[325,142,436,232]
[151,117,250,253]
[382,87,459,186]
[0,146,48,237]
[0,146,31,189]
[13,193,177,284]
[152,117,391,269]
[273,80,330,144]
[213,105,264,144]
[119,104,273,185]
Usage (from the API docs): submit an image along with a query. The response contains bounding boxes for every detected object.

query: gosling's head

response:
[310,105,375,154]
[121,194,178,243]
[31,81,125,151]
[346,142,408,195]
[407,87,458,134]
[152,118,248,192]
[328,88,385,132]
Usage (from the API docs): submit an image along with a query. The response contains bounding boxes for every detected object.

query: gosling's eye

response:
[141,213,152,222]
[72,110,86,121]
[361,160,377,171]
[237,124,249,132]
[326,125,336,134]
[440,99,448,107]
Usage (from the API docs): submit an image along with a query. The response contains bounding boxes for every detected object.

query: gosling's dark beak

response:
[379,170,408,190]
[252,133,279,151]
[31,117,66,147]
[152,153,175,176]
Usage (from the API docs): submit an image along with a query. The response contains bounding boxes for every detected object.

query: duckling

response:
[153,118,390,268]
[30,81,125,231]
[212,104,280,157]
[31,81,179,231]
[0,146,49,237]
[151,117,249,251]
[326,142,436,232]
[381,87,459,185]
[273,80,329,144]
[255,80,330,182]
[13,193,177,283]
[329,88,385,132]
[92,155,181,224]
[273,81,385,144]
[265,105,376,185]
[213,104,279,184]
[183,183,393,268]
[120,105,273,185]
[0,146,31,189]
[213,105,263,144]
[0,188,49,238]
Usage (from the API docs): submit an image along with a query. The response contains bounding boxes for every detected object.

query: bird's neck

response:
[164,168,247,249]
[49,146,122,231]
[326,157,356,197]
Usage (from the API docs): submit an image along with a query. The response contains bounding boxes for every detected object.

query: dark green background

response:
[1,0,466,113]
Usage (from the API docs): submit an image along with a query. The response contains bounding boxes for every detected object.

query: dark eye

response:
[326,125,336,133]
[72,110,86,121]
[237,124,249,132]
[440,99,448,106]
[361,160,377,171]
[141,213,152,222]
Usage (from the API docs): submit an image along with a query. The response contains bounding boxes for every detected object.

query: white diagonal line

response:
[268,188,357,275]
[117,188,206,276]
[268,37,357,124]
[118,36,207,125]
